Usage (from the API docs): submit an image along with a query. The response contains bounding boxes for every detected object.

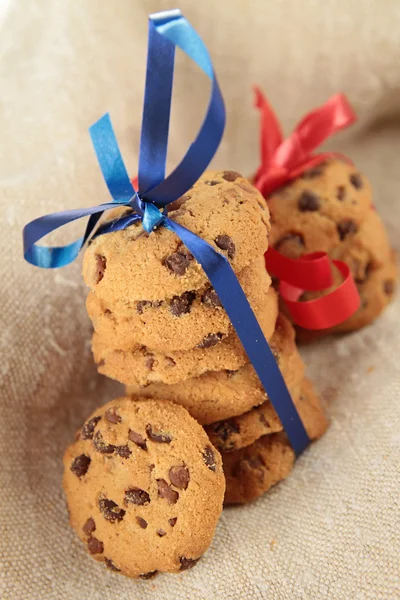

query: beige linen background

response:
[1,1,400,598]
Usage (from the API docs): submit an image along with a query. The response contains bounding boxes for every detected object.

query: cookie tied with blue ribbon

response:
[22,9,310,457]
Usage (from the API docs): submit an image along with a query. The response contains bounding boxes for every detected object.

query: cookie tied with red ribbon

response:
[253,88,397,332]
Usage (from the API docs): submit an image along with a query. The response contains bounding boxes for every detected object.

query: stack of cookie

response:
[267,159,397,334]
[126,315,328,504]
[64,170,328,578]
[83,170,328,505]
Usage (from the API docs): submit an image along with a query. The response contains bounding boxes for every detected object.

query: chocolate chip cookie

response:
[126,314,304,424]
[222,377,328,504]
[268,159,373,259]
[92,287,279,386]
[63,398,225,578]
[83,171,270,303]
[331,209,394,283]
[86,257,272,353]
[206,375,327,453]
[338,252,397,331]
[222,432,295,505]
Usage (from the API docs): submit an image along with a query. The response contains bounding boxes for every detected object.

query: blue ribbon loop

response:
[22,9,310,456]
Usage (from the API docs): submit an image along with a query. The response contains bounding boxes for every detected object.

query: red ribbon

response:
[253,88,361,329]
[280,261,360,330]
[253,88,356,198]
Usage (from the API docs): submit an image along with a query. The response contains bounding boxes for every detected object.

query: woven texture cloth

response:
[1,1,399,598]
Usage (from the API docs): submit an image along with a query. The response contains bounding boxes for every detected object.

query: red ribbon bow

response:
[254,89,356,197]
[253,89,360,329]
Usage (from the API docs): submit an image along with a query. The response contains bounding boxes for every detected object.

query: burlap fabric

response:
[1,1,399,598]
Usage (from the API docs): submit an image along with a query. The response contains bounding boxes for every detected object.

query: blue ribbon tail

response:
[22,202,123,269]
[138,17,175,194]
[138,10,225,204]
[166,217,310,456]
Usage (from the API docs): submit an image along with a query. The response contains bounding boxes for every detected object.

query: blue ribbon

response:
[22,9,309,456]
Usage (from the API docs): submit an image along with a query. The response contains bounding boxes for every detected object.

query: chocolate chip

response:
[196,333,223,349]
[169,465,190,490]
[168,195,191,212]
[205,180,220,186]
[139,571,158,580]
[169,291,196,317]
[336,185,346,201]
[87,536,104,555]
[98,498,125,522]
[70,454,91,478]
[248,455,266,468]
[157,529,167,537]
[164,252,192,276]
[95,255,106,283]
[136,516,148,529]
[81,416,102,440]
[301,165,324,179]
[383,280,395,295]
[105,408,121,424]
[104,309,112,316]
[145,355,155,370]
[215,235,236,259]
[201,287,222,308]
[82,517,96,536]
[146,424,173,444]
[104,558,120,572]
[93,431,115,454]
[116,445,131,458]
[128,429,147,450]
[233,456,265,480]
[259,413,270,428]
[222,171,241,182]
[168,517,177,527]
[179,557,199,571]
[349,173,363,189]
[212,419,240,442]
[353,259,372,283]
[124,487,151,506]
[202,446,216,471]
[136,300,153,315]
[275,233,305,255]
[226,369,237,378]
[298,190,321,212]
[157,479,179,504]
[337,220,358,240]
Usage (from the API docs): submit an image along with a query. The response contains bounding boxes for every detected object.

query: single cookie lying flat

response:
[86,257,271,353]
[83,171,269,303]
[126,314,304,424]
[93,287,278,386]
[63,398,225,578]
[222,377,328,504]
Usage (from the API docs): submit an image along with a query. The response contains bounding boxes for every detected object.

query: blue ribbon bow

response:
[22,9,309,456]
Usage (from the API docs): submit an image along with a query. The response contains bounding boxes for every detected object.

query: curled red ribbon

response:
[280,261,360,330]
[254,88,361,329]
